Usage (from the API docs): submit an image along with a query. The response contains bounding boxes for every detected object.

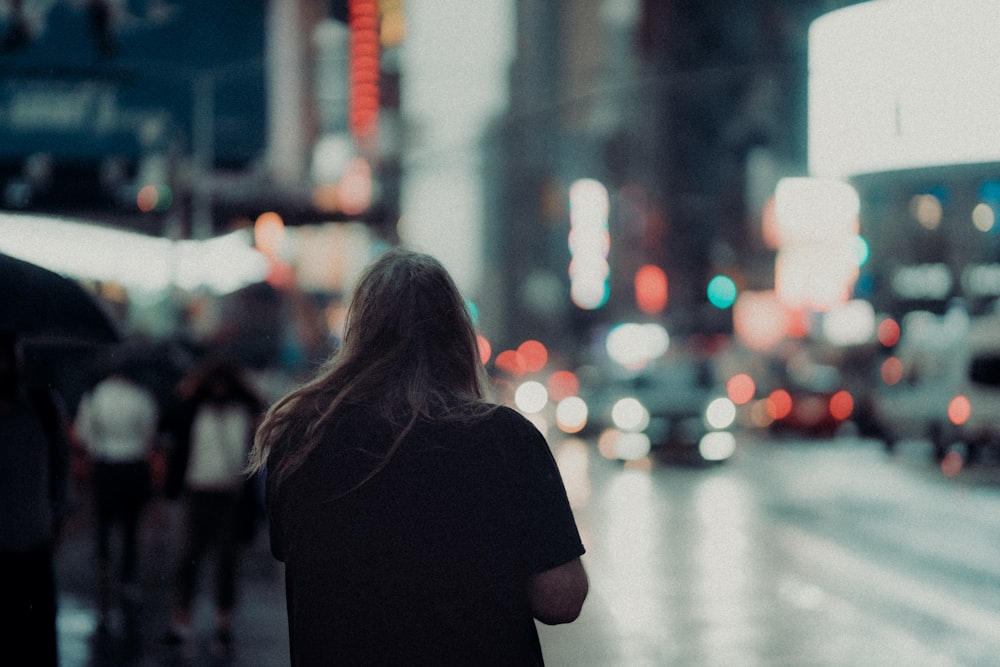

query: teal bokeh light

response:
[465,299,480,324]
[854,236,870,266]
[707,275,737,309]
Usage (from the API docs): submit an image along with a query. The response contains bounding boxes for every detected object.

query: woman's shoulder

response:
[470,404,542,438]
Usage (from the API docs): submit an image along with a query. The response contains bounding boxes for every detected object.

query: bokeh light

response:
[495,349,525,376]
[881,356,904,385]
[614,432,652,461]
[254,212,286,256]
[877,318,901,347]
[568,178,610,311]
[941,450,963,478]
[136,184,172,213]
[547,370,580,402]
[972,202,995,232]
[948,395,971,426]
[556,396,588,434]
[733,290,788,351]
[699,432,736,461]
[517,339,548,373]
[705,397,737,430]
[767,389,793,420]
[911,194,942,230]
[750,399,774,428]
[605,322,669,370]
[726,374,756,405]
[477,335,492,365]
[707,275,738,309]
[514,381,548,414]
[822,299,875,346]
[611,397,649,433]
[634,264,668,314]
[829,390,854,421]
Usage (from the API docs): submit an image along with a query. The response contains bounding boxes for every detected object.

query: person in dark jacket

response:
[0,331,69,667]
[161,359,263,657]
[249,249,588,666]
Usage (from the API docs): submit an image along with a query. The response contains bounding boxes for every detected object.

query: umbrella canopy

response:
[0,253,120,344]
[82,339,195,407]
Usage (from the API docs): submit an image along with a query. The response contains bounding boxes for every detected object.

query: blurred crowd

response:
[1,329,275,665]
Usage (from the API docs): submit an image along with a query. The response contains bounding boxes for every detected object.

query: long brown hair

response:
[248,248,494,489]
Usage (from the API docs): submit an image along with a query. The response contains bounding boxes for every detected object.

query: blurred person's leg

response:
[119,461,151,589]
[211,491,241,658]
[167,491,213,639]
[92,462,116,625]
[0,547,59,667]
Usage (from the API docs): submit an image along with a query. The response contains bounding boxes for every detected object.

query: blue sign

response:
[0,1,266,167]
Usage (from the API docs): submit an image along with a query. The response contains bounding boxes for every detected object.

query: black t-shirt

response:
[266,404,585,666]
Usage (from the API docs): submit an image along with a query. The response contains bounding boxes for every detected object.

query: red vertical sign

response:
[349,0,380,143]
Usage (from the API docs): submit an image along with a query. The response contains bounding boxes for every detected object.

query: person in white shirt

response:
[160,359,263,657]
[73,370,160,625]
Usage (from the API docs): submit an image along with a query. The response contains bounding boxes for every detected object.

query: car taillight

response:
[829,390,853,421]
[948,395,971,426]
[767,389,793,420]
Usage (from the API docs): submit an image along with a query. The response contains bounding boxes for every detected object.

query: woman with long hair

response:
[249,248,587,665]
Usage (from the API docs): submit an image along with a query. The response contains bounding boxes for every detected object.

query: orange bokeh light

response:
[547,370,580,402]
[726,373,756,405]
[948,395,971,426]
[767,389,793,420]
[254,211,286,256]
[829,390,854,421]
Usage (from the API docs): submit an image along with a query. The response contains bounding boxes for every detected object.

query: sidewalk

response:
[55,486,290,666]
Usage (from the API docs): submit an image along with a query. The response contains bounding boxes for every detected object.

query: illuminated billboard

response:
[0,1,266,168]
[808,0,1000,178]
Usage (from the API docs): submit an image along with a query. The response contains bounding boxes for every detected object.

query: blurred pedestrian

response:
[249,249,588,666]
[161,358,263,658]
[0,330,70,667]
[73,368,161,627]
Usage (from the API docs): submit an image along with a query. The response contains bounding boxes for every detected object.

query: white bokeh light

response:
[514,381,549,414]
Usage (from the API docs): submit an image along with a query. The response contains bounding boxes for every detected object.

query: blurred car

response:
[873,310,1000,462]
[579,355,737,464]
[764,361,855,438]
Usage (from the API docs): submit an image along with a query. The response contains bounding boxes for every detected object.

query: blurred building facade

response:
[13,0,998,371]
[482,0,867,359]
[0,0,400,240]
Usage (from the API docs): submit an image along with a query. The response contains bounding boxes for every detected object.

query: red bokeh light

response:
[546,370,580,402]
[495,350,525,376]
[877,318,901,347]
[348,0,380,140]
[477,335,492,365]
[517,340,548,373]
[881,357,904,385]
[829,390,854,421]
[767,389,793,420]
[634,264,668,314]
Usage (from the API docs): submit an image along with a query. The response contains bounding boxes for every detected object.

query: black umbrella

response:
[0,252,120,344]
[82,339,195,408]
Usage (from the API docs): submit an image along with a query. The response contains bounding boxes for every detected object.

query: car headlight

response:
[611,397,650,432]
[699,431,736,461]
[704,396,737,430]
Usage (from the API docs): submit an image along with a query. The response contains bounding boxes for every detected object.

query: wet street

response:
[57,434,1000,666]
